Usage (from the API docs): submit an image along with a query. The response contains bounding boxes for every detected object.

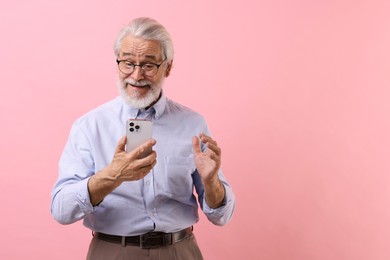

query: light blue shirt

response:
[51,94,235,236]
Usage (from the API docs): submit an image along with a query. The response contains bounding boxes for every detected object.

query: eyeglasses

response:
[116,59,165,77]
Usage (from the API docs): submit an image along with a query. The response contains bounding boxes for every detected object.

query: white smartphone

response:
[126,119,153,158]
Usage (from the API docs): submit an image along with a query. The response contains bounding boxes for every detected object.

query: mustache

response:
[123,78,153,87]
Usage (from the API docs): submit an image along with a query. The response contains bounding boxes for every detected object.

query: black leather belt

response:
[93,227,193,249]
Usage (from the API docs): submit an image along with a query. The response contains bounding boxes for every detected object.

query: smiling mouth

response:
[127,83,150,89]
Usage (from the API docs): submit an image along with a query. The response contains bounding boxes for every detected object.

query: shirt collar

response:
[125,92,167,120]
[152,93,166,119]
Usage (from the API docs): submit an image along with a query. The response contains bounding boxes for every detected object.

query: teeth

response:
[130,84,145,87]
[126,83,149,88]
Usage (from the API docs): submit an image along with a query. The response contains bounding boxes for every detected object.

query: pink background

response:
[1,0,389,259]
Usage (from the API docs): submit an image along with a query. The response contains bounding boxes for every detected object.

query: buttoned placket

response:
[135,108,160,225]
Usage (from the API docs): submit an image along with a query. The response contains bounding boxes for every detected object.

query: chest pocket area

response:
[162,156,196,197]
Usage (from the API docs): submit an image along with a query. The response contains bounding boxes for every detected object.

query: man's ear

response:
[165,61,173,77]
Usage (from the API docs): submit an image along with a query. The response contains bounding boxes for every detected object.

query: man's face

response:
[117,35,171,108]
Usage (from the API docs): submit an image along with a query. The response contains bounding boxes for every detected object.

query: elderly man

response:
[51,17,235,260]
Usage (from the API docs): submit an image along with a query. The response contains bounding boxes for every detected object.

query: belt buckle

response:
[140,232,172,249]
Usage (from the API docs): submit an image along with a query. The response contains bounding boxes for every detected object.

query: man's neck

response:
[145,91,162,111]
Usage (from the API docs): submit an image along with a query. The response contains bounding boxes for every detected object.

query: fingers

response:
[193,133,222,166]
[137,158,157,175]
[133,150,157,169]
[204,141,221,156]
[199,133,217,146]
[115,135,127,153]
[126,139,157,172]
[112,137,157,181]
[118,150,157,181]
[128,138,157,160]
[202,143,221,165]
[199,134,221,156]
[192,136,201,154]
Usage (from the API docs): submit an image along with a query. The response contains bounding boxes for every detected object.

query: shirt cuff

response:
[76,177,94,214]
[202,192,227,213]
[201,183,235,226]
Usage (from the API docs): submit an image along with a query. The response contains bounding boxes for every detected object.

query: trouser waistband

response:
[93,227,193,248]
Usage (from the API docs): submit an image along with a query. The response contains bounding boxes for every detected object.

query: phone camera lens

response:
[135,125,140,130]
[129,128,134,132]
[129,122,134,127]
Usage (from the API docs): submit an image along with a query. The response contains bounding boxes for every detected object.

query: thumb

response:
[115,135,127,153]
[192,136,201,155]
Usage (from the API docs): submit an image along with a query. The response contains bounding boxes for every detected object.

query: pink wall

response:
[1,1,389,259]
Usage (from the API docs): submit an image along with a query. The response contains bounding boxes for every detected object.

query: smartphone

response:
[126,119,153,158]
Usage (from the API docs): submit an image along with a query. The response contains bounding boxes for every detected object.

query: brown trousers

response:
[86,233,204,260]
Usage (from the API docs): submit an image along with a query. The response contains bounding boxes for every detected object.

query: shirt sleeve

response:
[193,168,236,226]
[50,120,95,225]
[192,124,236,226]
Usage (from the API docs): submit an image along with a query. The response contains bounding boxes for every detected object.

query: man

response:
[51,17,235,260]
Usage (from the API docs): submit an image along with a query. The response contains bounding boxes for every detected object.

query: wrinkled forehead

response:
[119,35,162,61]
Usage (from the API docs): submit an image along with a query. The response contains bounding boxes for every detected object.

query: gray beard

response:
[117,77,164,109]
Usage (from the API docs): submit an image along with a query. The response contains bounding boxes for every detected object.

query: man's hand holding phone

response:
[108,118,156,182]
[88,136,156,206]
[109,135,157,183]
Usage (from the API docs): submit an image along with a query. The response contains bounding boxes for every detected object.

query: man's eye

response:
[143,64,155,70]
[124,62,134,67]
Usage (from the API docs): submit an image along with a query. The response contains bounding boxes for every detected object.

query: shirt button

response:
[146,180,151,185]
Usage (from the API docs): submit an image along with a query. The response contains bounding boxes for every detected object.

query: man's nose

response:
[130,66,144,81]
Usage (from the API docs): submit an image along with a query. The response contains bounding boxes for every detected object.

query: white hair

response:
[114,17,174,63]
